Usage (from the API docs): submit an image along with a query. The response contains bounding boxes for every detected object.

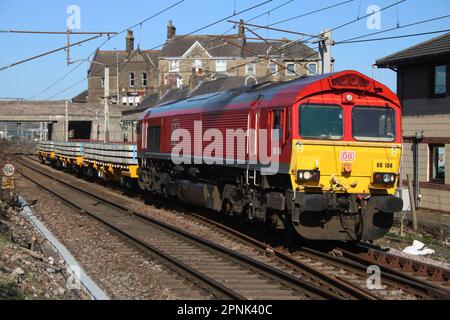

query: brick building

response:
[376,32,450,212]
[158,20,320,90]
[87,30,160,106]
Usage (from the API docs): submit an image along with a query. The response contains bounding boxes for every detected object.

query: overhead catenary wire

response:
[173,0,330,81]
[0,35,101,72]
[335,13,450,44]
[0,30,116,35]
[46,77,88,100]
[334,29,450,44]
[247,0,294,22]
[168,0,299,61]
[45,0,274,101]
[17,0,271,101]
[328,0,407,33]
[147,0,274,51]
[259,0,355,28]
[7,0,187,102]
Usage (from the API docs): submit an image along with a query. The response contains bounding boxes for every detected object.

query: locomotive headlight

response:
[297,170,320,182]
[383,174,392,183]
[373,172,396,185]
[303,171,312,180]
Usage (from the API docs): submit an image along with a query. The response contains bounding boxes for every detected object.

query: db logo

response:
[340,151,355,162]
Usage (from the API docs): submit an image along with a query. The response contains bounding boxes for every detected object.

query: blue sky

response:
[0,0,449,100]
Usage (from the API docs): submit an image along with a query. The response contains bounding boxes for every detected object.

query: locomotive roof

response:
[139,70,399,120]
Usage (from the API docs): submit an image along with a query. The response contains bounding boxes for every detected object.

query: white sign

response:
[340,151,355,162]
[2,163,15,177]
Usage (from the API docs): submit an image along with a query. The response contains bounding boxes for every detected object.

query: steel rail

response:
[14,161,243,300]
[23,152,450,299]
[15,157,345,300]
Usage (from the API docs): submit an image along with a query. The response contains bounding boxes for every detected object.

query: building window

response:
[269,62,277,74]
[100,77,105,88]
[286,63,296,76]
[216,60,227,73]
[246,63,255,76]
[142,72,148,87]
[169,60,180,72]
[193,59,202,69]
[433,65,447,96]
[129,72,135,87]
[430,144,445,182]
[307,63,317,76]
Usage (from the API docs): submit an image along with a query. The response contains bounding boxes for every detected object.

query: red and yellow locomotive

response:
[136,70,403,241]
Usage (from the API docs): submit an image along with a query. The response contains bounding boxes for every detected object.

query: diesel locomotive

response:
[38,70,403,241]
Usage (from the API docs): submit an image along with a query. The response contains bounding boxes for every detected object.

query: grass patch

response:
[0,232,10,245]
[0,280,25,300]
[385,231,442,247]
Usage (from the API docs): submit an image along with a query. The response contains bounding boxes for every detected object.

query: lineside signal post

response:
[1,163,15,200]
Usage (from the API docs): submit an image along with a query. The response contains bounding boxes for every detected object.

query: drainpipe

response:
[413,131,423,208]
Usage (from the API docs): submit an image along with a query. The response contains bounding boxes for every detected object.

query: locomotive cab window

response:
[299,104,343,140]
[147,126,161,153]
[271,109,284,140]
[352,106,395,142]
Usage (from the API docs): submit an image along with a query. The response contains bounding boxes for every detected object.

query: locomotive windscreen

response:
[299,104,343,140]
[352,106,395,142]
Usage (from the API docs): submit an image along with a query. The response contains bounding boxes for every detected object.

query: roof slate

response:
[159,35,318,60]
[72,90,88,103]
[376,32,450,67]
[89,49,160,76]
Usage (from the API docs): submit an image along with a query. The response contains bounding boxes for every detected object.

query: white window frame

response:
[286,63,296,76]
[434,64,447,95]
[100,77,105,88]
[246,63,256,76]
[169,60,180,72]
[129,72,135,87]
[142,72,148,87]
[307,63,317,76]
[193,59,203,69]
[216,60,227,73]
[269,62,277,74]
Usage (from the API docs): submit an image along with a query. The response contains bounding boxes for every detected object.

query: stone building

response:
[0,100,123,142]
[87,30,160,106]
[376,32,450,212]
[158,21,320,90]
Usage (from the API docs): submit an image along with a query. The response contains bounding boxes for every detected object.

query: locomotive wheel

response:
[137,172,146,191]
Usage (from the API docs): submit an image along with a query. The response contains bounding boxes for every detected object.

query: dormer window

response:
[269,63,277,75]
[307,63,317,76]
[286,63,296,76]
[216,60,227,74]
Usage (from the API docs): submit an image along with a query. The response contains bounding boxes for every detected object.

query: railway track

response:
[14,156,369,300]
[168,208,450,300]
[7,144,450,300]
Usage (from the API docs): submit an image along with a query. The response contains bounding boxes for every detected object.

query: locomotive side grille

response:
[147,126,161,153]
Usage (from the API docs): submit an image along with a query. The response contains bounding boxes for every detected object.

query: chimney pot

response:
[126,30,134,51]
[167,20,176,40]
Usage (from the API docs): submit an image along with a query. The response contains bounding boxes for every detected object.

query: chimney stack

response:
[167,20,176,40]
[238,19,245,39]
[126,30,134,51]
